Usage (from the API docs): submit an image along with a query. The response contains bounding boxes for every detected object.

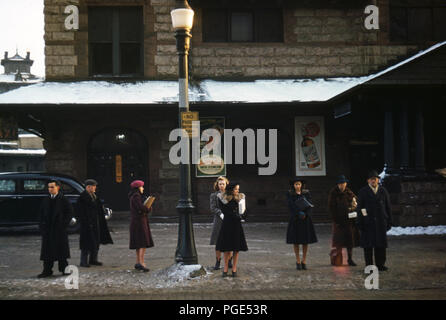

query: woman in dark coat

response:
[328,175,360,266]
[286,178,318,270]
[209,176,232,270]
[129,180,154,272]
[215,182,248,277]
[77,179,113,267]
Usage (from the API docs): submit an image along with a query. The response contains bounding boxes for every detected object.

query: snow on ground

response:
[387,225,446,236]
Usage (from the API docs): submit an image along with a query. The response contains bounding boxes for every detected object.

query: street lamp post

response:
[171,0,198,265]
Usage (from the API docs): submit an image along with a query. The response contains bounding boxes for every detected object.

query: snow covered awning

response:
[0,148,46,155]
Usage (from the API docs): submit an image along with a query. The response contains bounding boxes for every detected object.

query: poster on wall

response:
[195,117,226,178]
[295,116,326,176]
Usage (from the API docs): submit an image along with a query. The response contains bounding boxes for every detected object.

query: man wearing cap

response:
[77,179,113,267]
[356,171,393,271]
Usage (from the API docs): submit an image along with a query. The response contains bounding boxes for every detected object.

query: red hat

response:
[130,180,144,189]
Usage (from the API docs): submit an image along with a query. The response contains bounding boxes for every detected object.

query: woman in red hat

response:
[129,180,154,272]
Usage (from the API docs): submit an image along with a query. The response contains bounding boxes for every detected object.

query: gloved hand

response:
[220,213,224,220]
[297,211,306,220]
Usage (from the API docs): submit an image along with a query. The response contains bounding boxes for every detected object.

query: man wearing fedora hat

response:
[356,171,393,271]
[77,179,113,267]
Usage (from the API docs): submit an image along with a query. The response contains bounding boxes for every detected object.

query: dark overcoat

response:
[286,191,318,245]
[39,193,73,261]
[356,185,393,248]
[209,191,224,245]
[129,190,154,250]
[77,191,113,251]
[328,186,360,248]
[215,193,248,252]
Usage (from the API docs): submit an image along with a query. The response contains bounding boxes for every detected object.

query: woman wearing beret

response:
[215,182,248,277]
[328,175,360,266]
[129,180,154,272]
[209,176,233,270]
[286,178,318,270]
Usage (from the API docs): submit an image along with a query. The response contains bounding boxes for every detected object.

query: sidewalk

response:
[0,220,445,299]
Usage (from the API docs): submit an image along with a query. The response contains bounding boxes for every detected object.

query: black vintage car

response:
[0,172,112,231]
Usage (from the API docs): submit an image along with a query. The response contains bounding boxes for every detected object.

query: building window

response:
[88,6,143,77]
[202,8,283,42]
[390,5,446,42]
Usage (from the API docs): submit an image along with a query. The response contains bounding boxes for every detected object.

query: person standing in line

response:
[328,175,360,266]
[356,171,393,271]
[209,176,233,270]
[286,178,318,270]
[38,180,74,278]
[215,182,248,277]
[77,179,113,268]
[129,180,154,272]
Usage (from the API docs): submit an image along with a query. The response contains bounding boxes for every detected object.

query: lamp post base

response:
[175,203,198,265]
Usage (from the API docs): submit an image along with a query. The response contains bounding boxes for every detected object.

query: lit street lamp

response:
[171,0,198,265]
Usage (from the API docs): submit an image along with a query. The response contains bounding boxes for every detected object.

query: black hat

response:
[84,179,98,186]
[336,175,349,184]
[289,178,306,186]
[367,171,380,179]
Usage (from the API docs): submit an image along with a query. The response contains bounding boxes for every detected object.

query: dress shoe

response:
[222,271,228,278]
[301,263,307,270]
[214,258,221,270]
[80,263,90,268]
[296,262,302,270]
[232,271,237,277]
[378,266,388,271]
[135,263,143,270]
[348,259,357,266]
[37,271,53,278]
[89,261,103,266]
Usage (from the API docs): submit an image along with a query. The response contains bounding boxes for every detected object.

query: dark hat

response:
[335,175,349,184]
[130,180,144,189]
[227,181,239,192]
[84,179,98,186]
[289,177,306,186]
[367,170,380,179]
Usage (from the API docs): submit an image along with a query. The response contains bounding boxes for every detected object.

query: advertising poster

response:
[295,116,326,176]
[195,117,226,178]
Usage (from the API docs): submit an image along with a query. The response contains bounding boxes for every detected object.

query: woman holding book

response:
[129,180,154,272]
[215,182,248,277]
[286,178,318,270]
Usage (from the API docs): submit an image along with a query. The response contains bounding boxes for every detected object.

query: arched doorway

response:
[87,128,148,210]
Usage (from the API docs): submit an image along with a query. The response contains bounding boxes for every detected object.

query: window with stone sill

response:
[390,5,446,43]
[202,8,283,42]
[88,6,143,77]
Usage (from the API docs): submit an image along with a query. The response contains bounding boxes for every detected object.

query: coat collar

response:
[217,192,245,204]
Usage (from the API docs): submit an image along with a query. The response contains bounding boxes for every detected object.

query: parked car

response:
[0,172,112,232]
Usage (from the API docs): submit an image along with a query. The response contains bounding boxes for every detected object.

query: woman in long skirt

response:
[216,182,248,277]
[129,180,154,272]
[286,178,318,270]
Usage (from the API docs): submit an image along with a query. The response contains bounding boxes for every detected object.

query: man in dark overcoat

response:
[77,179,113,267]
[38,180,74,278]
[356,171,393,271]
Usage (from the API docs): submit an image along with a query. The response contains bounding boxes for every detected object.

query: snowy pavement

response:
[0,220,445,299]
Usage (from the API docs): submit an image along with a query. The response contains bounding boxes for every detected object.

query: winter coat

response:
[39,193,73,262]
[209,191,224,245]
[129,190,154,250]
[77,191,113,251]
[215,193,248,252]
[286,190,318,245]
[327,186,360,248]
[356,185,393,248]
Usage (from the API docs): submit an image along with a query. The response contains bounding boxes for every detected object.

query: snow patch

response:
[387,225,446,236]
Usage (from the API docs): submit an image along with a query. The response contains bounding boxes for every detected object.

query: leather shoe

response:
[89,261,103,266]
[301,263,307,270]
[222,271,228,278]
[37,271,53,278]
[378,266,388,271]
[80,263,90,268]
[296,262,302,270]
[232,271,237,277]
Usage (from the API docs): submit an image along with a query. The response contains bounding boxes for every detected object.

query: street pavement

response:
[0,215,445,300]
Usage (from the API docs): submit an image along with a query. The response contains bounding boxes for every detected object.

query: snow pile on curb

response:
[387,225,446,236]
[152,263,209,288]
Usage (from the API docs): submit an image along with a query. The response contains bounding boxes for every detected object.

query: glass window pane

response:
[255,9,283,42]
[88,7,113,42]
[231,12,253,42]
[120,43,141,75]
[90,43,113,75]
[23,180,47,192]
[119,7,143,42]
[0,180,15,193]
[61,182,76,195]
[202,9,228,42]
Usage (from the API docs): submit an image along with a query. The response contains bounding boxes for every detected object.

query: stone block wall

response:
[44,0,422,80]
